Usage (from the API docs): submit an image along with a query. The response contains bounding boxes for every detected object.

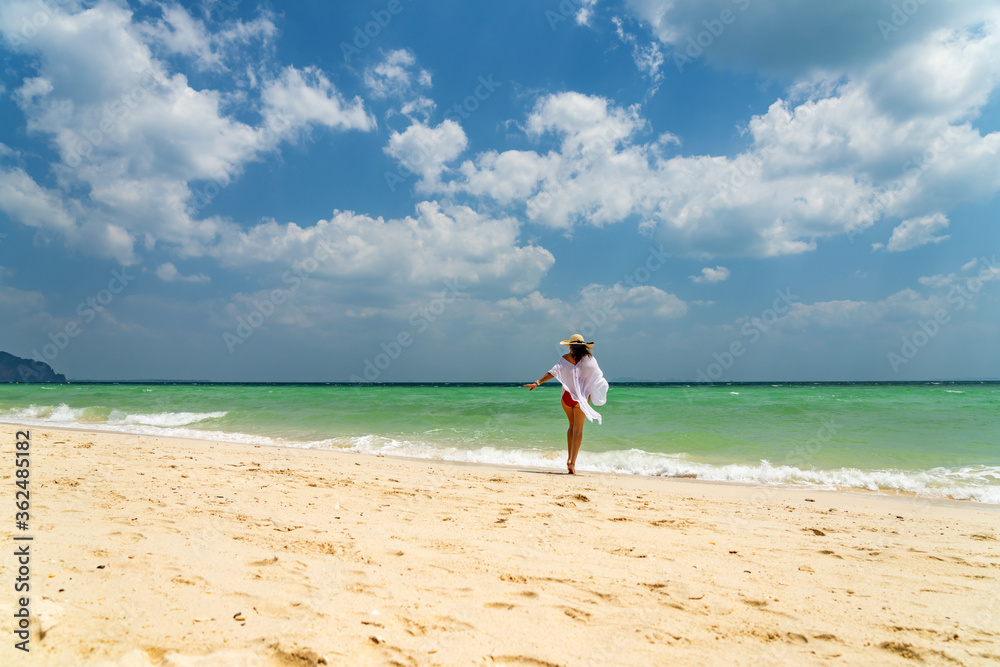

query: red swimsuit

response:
[561,390,579,408]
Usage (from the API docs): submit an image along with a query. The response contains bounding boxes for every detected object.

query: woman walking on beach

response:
[524,334,609,474]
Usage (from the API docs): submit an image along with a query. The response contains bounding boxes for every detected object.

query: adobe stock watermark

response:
[384,75,501,192]
[694,288,799,382]
[349,279,465,383]
[3,0,73,48]
[340,0,414,63]
[222,238,338,353]
[877,0,931,40]
[544,0,589,30]
[570,245,672,340]
[887,255,997,373]
[847,128,956,244]
[22,268,136,374]
[672,0,752,73]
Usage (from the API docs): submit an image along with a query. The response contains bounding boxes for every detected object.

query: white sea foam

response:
[2,403,99,423]
[107,409,227,427]
[318,435,1000,505]
[1,404,227,429]
[3,405,998,505]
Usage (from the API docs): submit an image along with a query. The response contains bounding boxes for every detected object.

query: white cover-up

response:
[548,355,609,424]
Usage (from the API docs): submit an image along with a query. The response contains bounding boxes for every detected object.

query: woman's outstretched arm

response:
[524,372,554,390]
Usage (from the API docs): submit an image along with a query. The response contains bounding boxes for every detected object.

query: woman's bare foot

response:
[567,461,576,474]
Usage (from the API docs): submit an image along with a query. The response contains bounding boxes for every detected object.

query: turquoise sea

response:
[1,382,998,504]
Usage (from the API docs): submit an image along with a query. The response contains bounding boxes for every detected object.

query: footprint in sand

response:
[561,606,591,622]
[490,656,562,667]
[743,599,769,608]
[269,643,332,665]
[879,641,924,660]
[246,556,279,567]
[171,574,207,587]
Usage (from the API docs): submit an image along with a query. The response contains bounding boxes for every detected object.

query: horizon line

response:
[5,379,1000,386]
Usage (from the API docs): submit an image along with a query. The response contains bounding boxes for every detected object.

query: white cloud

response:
[961,257,1000,284]
[455,150,558,205]
[364,49,430,96]
[261,66,374,134]
[690,266,730,284]
[496,290,568,317]
[385,120,468,192]
[138,3,277,71]
[885,213,950,252]
[582,282,687,318]
[428,10,1000,258]
[0,1,375,265]
[982,266,1000,283]
[612,16,664,97]
[575,0,599,26]
[155,262,210,283]
[492,280,687,334]
[440,91,879,253]
[363,49,434,121]
[624,0,998,76]
[211,201,554,294]
[750,288,945,334]
[0,164,140,263]
[730,259,999,343]
[526,91,644,153]
[918,256,1000,290]
[918,273,955,289]
[0,166,76,234]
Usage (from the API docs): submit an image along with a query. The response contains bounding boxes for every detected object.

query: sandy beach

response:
[2,426,999,666]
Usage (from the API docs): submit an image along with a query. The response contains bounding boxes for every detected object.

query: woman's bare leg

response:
[561,400,574,473]
[569,407,585,471]
[562,401,585,474]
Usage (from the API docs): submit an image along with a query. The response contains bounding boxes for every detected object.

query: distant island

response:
[0,351,67,383]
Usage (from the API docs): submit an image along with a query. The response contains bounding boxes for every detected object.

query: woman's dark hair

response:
[569,343,593,363]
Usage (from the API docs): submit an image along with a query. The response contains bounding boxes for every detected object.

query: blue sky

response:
[1,0,998,381]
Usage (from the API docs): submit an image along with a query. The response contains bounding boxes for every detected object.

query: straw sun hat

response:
[559,334,594,348]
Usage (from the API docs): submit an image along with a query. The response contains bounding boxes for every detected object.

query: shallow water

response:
[2,381,998,503]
